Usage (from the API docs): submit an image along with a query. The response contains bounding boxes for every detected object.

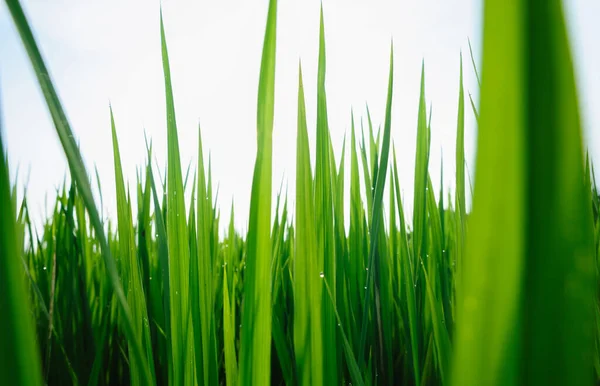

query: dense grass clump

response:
[1,0,599,385]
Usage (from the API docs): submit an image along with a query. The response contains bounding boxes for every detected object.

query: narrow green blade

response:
[238,0,277,383]
[0,91,43,386]
[160,12,192,386]
[294,62,323,386]
[3,2,151,383]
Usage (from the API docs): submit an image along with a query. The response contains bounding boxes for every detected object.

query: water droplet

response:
[365,267,369,271]
[43,266,47,271]
[176,291,179,295]
[364,286,367,289]
[149,276,153,280]
[155,233,158,238]
[319,272,324,278]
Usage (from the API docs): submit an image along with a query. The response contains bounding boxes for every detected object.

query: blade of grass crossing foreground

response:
[160,12,192,386]
[3,1,151,383]
[451,1,525,384]
[524,0,595,384]
[294,62,324,386]
[0,91,43,386]
[238,0,277,383]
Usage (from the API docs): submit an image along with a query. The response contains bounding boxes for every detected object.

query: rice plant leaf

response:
[452,1,595,385]
[523,1,595,384]
[3,2,151,383]
[238,0,277,383]
[160,12,193,385]
[223,265,237,386]
[110,107,156,386]
[455,54,466,289]
[359,42,394,369]
[314,7,338,385]
[294,62,324,386]
[0,89,43,386]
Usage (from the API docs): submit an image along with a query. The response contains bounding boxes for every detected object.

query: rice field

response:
[1,0,599,385]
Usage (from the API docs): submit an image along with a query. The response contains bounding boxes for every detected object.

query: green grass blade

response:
[453,1,595,385]
[455,54,466,293]
[146,143,174,384]
[0,90,43,386]
[412,62,430,279]
[238,0,277,383]
[359,42,394,369]
[523,1,595,384]
[467,38,481,88]
[3,2,151,383]
[314,7,338,385]
[160,12,193,385]
[294,62,323,386]
[223,265,237,386]
[110,108,156,386]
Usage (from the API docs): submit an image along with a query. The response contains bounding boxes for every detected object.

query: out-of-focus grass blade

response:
[3,1,151,383]
[523,0,595,384]
[455,55,466,287]
[453,0,595,385]
[238,0,277,383]
[294,62,323,386]
[0,89,43,386]
[468,38,481,88]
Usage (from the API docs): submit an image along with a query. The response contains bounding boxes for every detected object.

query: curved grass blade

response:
[3,1,151,383]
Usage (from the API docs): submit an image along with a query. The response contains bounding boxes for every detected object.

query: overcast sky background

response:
[0,0,598,230]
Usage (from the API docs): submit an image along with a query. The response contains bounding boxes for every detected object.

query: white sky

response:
[0,0,598,230]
